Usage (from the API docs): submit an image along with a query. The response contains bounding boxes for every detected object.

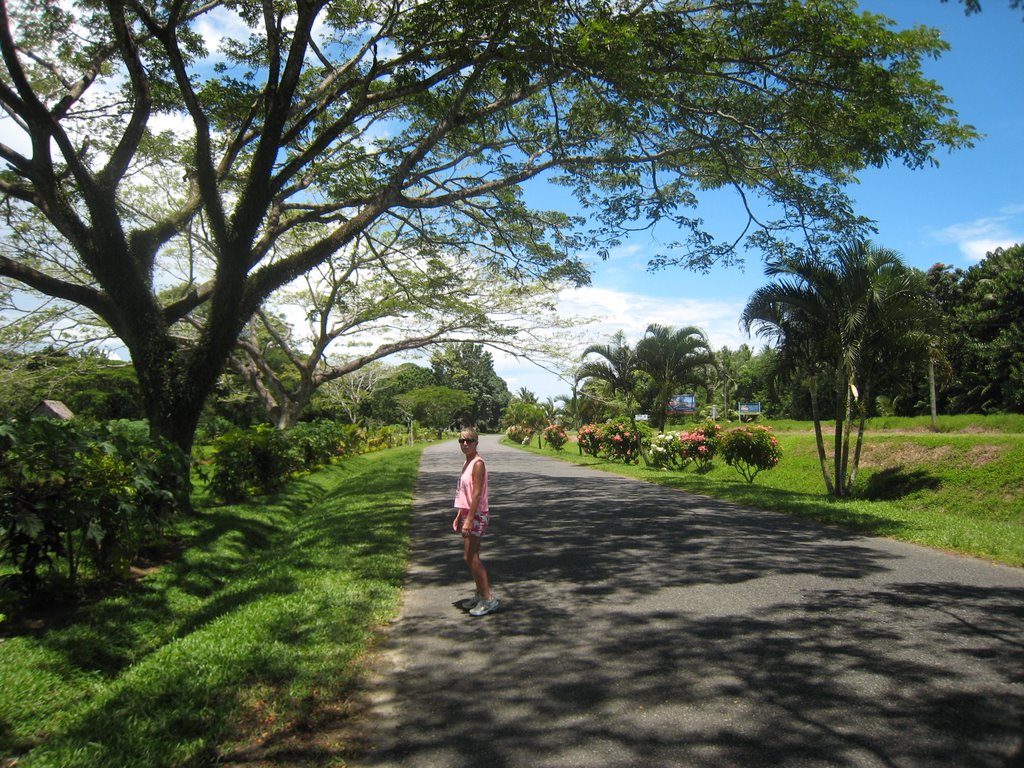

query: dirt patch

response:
[964,444,1004,465]
[859,441,1005,469]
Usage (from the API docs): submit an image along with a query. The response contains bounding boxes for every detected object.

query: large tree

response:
[430,342,511,431]
[578,330,647,423]
[226,233,572,429]
[0,0,975,463]
[927,245,1024,414]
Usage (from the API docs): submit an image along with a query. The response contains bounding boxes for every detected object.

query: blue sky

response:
[496,0,1024,401]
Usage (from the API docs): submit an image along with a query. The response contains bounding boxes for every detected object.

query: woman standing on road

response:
[453,427,498,616]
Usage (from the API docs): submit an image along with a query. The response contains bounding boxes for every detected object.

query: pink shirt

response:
[454,455,488,512]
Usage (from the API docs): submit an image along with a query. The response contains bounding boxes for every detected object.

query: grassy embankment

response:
[0,444,424,768]
[512,414,1024,568]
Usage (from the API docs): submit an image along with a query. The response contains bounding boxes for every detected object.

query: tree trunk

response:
[929,357,938,432]
[849,382,870,489]
[808,372,835,496]
[131,311,247,513]
[832,357,847,497]
[839,380,856,496]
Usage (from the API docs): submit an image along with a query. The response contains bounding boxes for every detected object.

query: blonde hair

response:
[460,427,479,440]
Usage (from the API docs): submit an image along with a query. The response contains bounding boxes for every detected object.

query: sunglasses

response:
[458,438,478,444]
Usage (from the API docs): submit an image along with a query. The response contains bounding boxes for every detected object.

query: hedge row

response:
[576,420,783,483]
[206,421,407,502]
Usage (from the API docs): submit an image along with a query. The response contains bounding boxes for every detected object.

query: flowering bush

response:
[576,424,604,457]
[506,424,534,445]
[649,431,682,469]
[599,420,646,464]
[720,424,783,482]
[678,421,721,472]
[542,423,569,451]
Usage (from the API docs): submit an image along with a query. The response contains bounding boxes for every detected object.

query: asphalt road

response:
[354,434,1024,768]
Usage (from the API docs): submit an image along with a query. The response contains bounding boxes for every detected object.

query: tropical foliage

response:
[0,418,186,587]
[926,244,1024,414]
[741,241,938,496]
[636,324,715,431]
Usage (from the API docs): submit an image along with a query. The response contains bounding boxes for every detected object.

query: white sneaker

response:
[469,597,499,616]
[464,593,481,610]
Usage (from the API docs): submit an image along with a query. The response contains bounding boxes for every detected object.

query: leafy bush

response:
[367,424,408,451]
[720,424,783,482]
[0,418,186,588]
[576,423,603,457]
[600,420,647,464]
[678,421,722,472]
[542,423,568,451]
[287,420,364,468]
[649,431,682,469]
[209,425,294,502]
[506,424,534,445]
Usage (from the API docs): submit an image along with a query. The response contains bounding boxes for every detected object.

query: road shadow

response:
[359,438,1024,768]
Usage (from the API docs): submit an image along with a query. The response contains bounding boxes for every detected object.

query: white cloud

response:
[493,285,752,400]
[557,286,748,351]
[933,207,1024,262]
[192,6,253,59]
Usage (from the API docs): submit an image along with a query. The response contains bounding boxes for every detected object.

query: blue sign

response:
[667,394,696,414]
[738,402,762,414]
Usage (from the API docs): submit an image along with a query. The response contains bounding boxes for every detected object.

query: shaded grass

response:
[516,423,1024,567]
[0,445,424,767]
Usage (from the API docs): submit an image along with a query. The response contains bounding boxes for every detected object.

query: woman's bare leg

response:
[463,536,491,600]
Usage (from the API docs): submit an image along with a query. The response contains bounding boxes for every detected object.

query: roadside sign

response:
[667,394,696,414]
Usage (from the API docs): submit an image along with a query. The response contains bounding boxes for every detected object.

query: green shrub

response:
[720,424,783,482]
[599,420,647,464]
[287,420,364,469]
[367,424,407,451]
[506,424,534,445]
[0,418,186,588]
[576,423,603,457]
[649,431,682,469]
[678,421,722,472]
[209,425,294,502]
[542,423,568,451]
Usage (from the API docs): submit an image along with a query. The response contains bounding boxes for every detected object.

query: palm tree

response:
[636,324,714,431]
[742,240,936,497]
[577,331,643,423]
[742,278,838,492]
[515,387,538,404]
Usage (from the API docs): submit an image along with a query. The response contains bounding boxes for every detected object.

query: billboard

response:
[667,393,696,414]
[738,402,762,414]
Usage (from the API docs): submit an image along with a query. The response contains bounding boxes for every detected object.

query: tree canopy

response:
[927,244,1024,413]
[0,0,976,457]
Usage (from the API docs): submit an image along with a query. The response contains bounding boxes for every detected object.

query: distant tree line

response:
[0,342,511,440]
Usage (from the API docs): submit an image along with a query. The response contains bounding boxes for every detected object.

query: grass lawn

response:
[0,444,424,768]
[512,418,1024,567]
